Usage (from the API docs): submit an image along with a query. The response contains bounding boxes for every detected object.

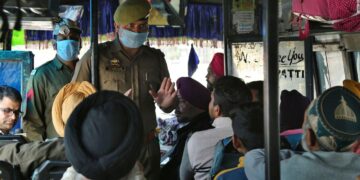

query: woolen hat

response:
[65,91,144,179]
[280,90,310,132]
[52,81,96,137]
[114,0,151,26]
[176,77,211,110]
[305,87,360,151]
[210,53,224,77]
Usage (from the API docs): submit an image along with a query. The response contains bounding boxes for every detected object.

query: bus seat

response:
[0,135,27,146]
[0,160,23,180]
[31,160,71,180]
[280,129,303,151]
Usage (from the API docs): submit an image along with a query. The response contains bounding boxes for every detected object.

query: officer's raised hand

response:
[149,77,176,113]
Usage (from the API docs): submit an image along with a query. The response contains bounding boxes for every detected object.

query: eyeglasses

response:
[0,108,23,117]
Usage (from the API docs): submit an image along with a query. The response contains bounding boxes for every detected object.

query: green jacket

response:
[0,138,66,178]
[24,57,74,141]
[72,38,170,136]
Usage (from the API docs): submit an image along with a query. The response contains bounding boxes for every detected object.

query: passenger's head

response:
[209,76,252,119]
[65,91,143,179]
[114,0,150,48]
[0,86,22,134]
[280,90,310,132]
[301,87,360,152]
[206,53,224,91]
[246,81,263,103]
[230,103,264,153]
[52,81,96,137]
[52,18,82,61]
[175,77,211,123]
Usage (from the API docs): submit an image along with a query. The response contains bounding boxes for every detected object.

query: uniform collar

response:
[53,56,78,71]
[53,56,65,70]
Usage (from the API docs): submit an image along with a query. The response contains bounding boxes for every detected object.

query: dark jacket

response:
[160,112,213,180]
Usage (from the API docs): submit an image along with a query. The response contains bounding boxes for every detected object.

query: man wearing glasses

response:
[24,18,82,141]
[0,85,22,135]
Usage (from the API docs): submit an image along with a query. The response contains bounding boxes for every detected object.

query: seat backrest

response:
[0,161,23,180]
[210,137,242,179]
[31,160,71,180]
[0,135,27,146]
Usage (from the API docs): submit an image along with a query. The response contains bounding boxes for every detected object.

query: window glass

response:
[231,41,306,96]
[353,52,360,81]
[315,51,345,92]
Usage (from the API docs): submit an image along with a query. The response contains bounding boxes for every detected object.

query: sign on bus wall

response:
[231,41,306,95]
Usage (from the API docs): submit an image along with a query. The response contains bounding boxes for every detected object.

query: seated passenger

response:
[180,76,252,180]
[245,86,360,180]
[0,84,71,178]
[160,77,213,180]
[212,102,264,180]
[206,53,224,91]
[62,91,145,180]
[0,85,22,135]
[246,81,263,103]
[279,90,310,150]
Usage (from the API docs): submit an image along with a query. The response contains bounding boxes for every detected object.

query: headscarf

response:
[52,81,96,137]
[210,53,224,78]
[176,77,211,110]
[65,91,144,179]
[304,86,360,152]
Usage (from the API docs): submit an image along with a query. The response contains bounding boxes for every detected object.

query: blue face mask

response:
[118,28,148,48]
[57,40,80,61]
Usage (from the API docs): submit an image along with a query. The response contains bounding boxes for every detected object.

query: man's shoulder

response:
[142,46,165,56]
[30,60,56,78]
[188,128,214,146]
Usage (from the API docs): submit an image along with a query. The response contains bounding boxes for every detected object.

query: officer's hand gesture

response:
[149,77,176,111]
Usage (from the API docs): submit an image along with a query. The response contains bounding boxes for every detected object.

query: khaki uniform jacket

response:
[72,38,170,135]
[24,57,74,141]
[0,138,66,178]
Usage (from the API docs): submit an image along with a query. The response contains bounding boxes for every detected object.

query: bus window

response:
[352,52,360,81]
[231,41,306,96]
[315,51,345,92]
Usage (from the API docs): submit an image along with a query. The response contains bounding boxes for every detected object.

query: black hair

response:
[246,80,263,103]
[230,102,264,151]
[213,76,252,116]
[0,85,22,104]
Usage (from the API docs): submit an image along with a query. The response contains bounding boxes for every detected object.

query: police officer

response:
[72,0,176,179]
[24,18,82,141]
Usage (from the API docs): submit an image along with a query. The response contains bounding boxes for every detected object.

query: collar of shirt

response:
[53,56,65,70]
[212,117,232,128]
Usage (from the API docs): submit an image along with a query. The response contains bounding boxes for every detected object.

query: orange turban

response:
[52,81,96,137]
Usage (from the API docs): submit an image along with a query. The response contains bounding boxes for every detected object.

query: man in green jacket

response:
[24,18,82,141]
[72,0,176,179]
